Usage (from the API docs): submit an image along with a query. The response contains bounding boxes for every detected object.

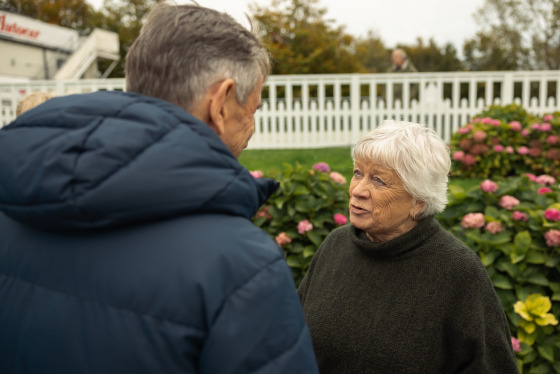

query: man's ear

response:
[207,78,235,136]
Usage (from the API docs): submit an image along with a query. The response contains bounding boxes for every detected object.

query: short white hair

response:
[352,120,451,219]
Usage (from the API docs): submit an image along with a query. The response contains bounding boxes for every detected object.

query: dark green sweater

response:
[298,217,519,374]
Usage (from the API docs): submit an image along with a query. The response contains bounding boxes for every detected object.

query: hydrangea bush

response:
[251,162,349,286]
[436,174,560,373]
[450,104,560,179]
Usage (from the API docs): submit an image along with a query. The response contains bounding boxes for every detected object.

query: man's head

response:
[125,2,270,157]
[391,48,407,68]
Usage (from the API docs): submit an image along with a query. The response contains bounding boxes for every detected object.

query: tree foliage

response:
[466,0,560,70]
[397,37,463,72]
[250,0,364,74]
[94,0,158,77]
[1,0,100,35]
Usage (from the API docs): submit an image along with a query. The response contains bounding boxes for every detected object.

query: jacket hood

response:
[0,91,278,231]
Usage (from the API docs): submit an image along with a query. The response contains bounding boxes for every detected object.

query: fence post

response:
[350,74,360,146]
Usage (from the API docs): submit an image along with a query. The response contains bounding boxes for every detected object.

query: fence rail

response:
[2,70,560,148]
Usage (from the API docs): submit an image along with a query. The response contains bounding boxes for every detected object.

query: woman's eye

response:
[353,169,361,177]
[373,177,386,186]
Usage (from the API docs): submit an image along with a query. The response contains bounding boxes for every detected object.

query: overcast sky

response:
[89,0,486,52]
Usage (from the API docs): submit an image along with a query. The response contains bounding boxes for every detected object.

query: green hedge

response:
[436,174,560,373]
[450,104,560,179]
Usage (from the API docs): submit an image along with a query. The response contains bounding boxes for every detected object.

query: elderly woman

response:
[298,121,519,373]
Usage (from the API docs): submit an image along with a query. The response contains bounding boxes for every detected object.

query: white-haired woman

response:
[298,120,519,373]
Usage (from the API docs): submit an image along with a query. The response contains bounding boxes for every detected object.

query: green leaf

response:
[513,231,532,255]
[495,259,520,278]
[491,273,513,289]
[303,247,315,258]
[525,251,547,264]
[307,231,323,246]
[529,363,552,374]
[480,250,499,266]
[293,185,310,196]
[523,273,549,287]
[286,255,302,268]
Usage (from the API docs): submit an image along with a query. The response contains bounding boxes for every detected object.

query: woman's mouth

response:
[350,204,368,214]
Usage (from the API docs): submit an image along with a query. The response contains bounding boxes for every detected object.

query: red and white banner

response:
[0,12,78,51]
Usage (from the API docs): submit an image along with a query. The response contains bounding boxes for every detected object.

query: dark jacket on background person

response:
[299,217,519,374]
[0,91,319,374]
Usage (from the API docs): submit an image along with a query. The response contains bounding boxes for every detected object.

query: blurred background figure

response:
[388,48,418,72]
[16,91,54,116]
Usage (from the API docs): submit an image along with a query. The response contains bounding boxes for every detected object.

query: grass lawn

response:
[239,147,481,190]
[239,147,355,182]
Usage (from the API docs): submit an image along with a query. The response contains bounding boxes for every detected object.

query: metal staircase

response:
[54,28,119,80]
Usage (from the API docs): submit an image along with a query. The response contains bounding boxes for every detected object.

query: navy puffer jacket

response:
[0,91,319,374]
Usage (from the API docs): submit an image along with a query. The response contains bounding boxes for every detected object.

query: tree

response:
[467,0,560,70]
[93,0,158,77]
[396,38,463,72]
[463,29,525,71]
[353,30,389,73]
[1,0,100,35]
[250,0,363,74]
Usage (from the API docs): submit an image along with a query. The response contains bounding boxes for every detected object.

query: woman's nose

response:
[351,180,369,198]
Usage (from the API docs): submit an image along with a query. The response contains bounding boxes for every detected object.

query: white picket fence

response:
[2,70,560,148]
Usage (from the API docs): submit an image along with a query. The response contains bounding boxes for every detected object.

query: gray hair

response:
[352,120,451,219]
[125,2,270,111]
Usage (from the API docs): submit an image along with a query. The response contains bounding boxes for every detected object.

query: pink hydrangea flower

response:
[297,219,313,234]
[473,130,487,142]
[509,121,522,131]
[505,146,514,154]
[458,127,471,135]
[461,213,485,229]
[462,154,476,165]
[312,162,330,172]
[546,135,559,145]
[249,170,263,178]
[491,119,501,126]
[545,209,560,221]
[452,151,465,161]
[544,230,560,247]
[275,232,292,247]
[521,129,530,137]
[525,173,537,181]
[499,195,520,210]
[255,205,272,219]
[535,175,556,186]
[544,114,554,122]
[480,179,499,193]
[329,171,346,184]
[531,123,541,130]
[493,145,504,152]
[517,146,529,155]
[333,213,348,225]
[538,187,553,195]
[539,123,552,132]
[485,221,505,234]
[481,117,493,124]
[512,211,528,222]
[511,337,521,353]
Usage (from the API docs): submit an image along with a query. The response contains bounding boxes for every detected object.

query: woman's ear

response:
[410,200,426,220]
[207,78,235,136]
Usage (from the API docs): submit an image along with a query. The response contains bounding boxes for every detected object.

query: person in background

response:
[298,120,519,374]
[15,91,54,116]
[0,3,318,374]
[388,47,418,73]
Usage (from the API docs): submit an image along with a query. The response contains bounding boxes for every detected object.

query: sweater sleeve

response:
[444,257,519,374]
[199,257,319,374]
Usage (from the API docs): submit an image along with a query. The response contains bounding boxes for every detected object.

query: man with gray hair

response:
[0,3,319,374]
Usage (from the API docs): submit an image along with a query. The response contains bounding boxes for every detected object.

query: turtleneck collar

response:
[350,216,440,260]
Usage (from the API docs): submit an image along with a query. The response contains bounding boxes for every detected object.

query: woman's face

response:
[349,158,421,243]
